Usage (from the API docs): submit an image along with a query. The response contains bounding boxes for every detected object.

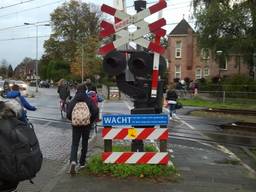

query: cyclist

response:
[57,79,70,111]
[6,84,37,123]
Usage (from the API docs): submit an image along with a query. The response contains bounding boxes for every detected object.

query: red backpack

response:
[87,91,98,107]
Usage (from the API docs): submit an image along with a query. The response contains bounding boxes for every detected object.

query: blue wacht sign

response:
[102,114,169,126]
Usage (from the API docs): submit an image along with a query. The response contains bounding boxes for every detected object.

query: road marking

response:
[123,100,133,110]
[175,115,256,177]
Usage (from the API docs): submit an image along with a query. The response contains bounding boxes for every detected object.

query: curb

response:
[40,132,97,192]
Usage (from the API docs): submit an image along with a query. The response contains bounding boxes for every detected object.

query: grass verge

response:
[79,144,177,180]
[179,97,256,110]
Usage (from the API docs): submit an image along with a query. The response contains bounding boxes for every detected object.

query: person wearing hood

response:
[6,84,36,122]
[67,83,98,174]
[0,101,20,192]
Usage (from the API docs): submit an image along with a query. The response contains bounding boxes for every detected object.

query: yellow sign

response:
[128,128,138,139]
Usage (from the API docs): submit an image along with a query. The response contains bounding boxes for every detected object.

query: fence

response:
[177,89,256,104]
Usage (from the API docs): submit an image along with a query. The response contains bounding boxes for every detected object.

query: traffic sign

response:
[102,114,169,126]
[99,0,167,55]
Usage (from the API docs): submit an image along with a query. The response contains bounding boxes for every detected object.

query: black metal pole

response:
[131,0,147,152]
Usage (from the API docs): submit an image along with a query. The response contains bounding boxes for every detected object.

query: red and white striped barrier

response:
[102,152,168,164]
[102,128,168,140]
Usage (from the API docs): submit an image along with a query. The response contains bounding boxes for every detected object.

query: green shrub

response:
[80,144,176,179]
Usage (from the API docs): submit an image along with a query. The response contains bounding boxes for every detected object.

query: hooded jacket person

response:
[66,84,98,174]
[0,101,20,191]
[6,84,36,122]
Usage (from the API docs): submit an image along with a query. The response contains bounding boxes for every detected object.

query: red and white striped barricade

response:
[102,114,169,165]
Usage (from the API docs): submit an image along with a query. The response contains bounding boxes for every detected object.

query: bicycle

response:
[59,99,67,118]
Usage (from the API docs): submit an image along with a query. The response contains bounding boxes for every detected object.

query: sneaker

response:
[79,161,87,169]
[69,161,76,175]
[78,164,86,170]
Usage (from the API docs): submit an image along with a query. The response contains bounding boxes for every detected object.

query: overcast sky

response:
[0,0,193,68]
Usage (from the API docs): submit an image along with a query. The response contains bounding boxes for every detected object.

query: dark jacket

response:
[166,90,178,101]
[67,91,98,124]
[57,84,70,100]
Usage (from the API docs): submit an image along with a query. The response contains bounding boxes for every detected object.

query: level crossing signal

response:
[103,50,166,79]
[99,0,167,55]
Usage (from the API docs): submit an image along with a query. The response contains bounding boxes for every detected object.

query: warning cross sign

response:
[99,0,167,55]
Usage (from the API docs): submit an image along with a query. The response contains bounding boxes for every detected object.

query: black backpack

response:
[0,118,43,183]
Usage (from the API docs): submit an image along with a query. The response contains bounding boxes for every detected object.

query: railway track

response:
[220,122,256,132]
[202,108,256,116]
[28,115,256,148]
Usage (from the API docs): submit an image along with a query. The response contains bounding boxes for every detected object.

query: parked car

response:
[13,80,28,96]
[39,81,50,88]
[0,80,4,96]
[15,80,28,91]
[0,80,12,97]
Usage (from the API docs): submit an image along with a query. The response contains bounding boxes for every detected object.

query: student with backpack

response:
[0,101,42,191]
[87,86,104,122]
[67,84,98,175]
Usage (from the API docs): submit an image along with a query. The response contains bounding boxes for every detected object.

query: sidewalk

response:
[43,122,256,192]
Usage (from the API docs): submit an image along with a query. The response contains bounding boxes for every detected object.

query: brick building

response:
[14,58,36,80]
[166,19,250,83]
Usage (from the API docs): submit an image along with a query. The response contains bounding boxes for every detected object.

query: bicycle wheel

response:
[60,100,66,118]
[94,122,98,134]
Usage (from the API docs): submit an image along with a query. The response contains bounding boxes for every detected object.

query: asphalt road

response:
[17,87,256,192]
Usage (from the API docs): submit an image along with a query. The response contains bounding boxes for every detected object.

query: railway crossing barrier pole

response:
[159,125,167,152]
[104,126,112,152]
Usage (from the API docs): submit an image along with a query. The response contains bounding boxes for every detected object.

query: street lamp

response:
[24,22,50,92]
[216,50,223,78]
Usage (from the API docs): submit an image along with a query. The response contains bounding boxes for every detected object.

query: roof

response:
[169,19,194,35]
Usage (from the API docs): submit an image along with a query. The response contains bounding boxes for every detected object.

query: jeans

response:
[70,126,91,165]
[169,104,176,117]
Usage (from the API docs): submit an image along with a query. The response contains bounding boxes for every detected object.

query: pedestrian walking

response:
[57,79,70,101]
[67,84,98,175]
[85,79,93,92]
[6,84,37,123]
[166,83,178,119]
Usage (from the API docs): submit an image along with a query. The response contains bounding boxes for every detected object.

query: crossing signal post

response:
[100,0,167,153]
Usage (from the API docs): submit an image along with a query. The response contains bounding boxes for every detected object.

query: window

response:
[204,67,210,77]
[175,65,181,78]
[219,55,227,70]
[175,41,182,58]
[195,68,202,79]
[201,48,210,60]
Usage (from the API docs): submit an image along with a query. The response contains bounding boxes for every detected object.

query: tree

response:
[47,60,70,82]
[71,35,102,79]
[0,59,9,78]
[7,65,13,78]
[41,0,102,81]
[193,0,256,73]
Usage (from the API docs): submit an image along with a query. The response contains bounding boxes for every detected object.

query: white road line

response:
[175,115,256,177]
[123,100,133,110]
